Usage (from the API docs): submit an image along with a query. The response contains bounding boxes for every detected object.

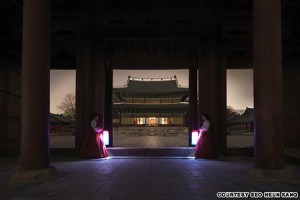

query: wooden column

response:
[20,0,51,170]
[219,53,228,154]
[104,60,113,147]
[76,27,96,150]
[253,0,284,169]
[75,43,83,151]
[95,39,105,129]
[188,60,198,145]
[198,38,220,152]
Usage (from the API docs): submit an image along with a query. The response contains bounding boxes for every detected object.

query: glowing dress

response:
[194,119,216,159]
[79,119,108,158]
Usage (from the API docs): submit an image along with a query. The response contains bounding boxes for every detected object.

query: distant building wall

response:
[50,113,75,135]
[227,122,253,134]
[283,54,300,146]
[227,108,254,135]
[0,55,21,150]
[50,124,71,134]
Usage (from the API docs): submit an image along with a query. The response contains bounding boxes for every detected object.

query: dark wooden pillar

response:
[253,0,284,169]
[188,60,198,145]
[76,27,96,150]
[75,46,83,151]
[104,61,113,147]
[198,38,220,152]
[20,0,50,170]
[219,53,228,154]
[95,40,105,128]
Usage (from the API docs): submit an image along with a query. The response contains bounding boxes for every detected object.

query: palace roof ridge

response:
[128,75,177,82]
[114,75,188,94]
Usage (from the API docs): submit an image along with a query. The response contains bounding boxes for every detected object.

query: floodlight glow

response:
[103,130,109,146]
[191,130,199,146]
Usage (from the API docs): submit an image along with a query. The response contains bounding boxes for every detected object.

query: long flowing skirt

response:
[79,130,108,159]
[194,131,216,159]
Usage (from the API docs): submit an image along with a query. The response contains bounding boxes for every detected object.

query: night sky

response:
[50,69,253,113]
[227,69,254,110]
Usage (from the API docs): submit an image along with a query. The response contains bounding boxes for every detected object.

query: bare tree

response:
[57,93,76,120]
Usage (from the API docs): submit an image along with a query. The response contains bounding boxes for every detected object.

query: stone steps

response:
[107,147,195,157]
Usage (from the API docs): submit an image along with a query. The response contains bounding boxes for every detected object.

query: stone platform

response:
[0,156,299,200]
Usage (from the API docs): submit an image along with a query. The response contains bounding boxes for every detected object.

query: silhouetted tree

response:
[57,93,76,120]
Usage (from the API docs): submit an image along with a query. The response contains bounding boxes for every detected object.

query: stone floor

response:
[50,135,254,148]
[49,135,300,159]
[2,135,298,199]
[50,135,189,148]
[0,156,299,200]
[114,136,189,147]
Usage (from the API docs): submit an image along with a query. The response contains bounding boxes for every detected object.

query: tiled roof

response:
[113,103,189,109]
[228,108,254,124]
[114,77,188,94]
[50,113,74,124]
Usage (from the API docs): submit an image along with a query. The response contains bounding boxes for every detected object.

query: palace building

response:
[113,76,189,127]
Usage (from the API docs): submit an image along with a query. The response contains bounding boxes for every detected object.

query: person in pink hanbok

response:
[80,113,108,158]
[194,114,216,159]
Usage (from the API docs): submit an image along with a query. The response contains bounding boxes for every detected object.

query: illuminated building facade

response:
[113,76,189,126]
